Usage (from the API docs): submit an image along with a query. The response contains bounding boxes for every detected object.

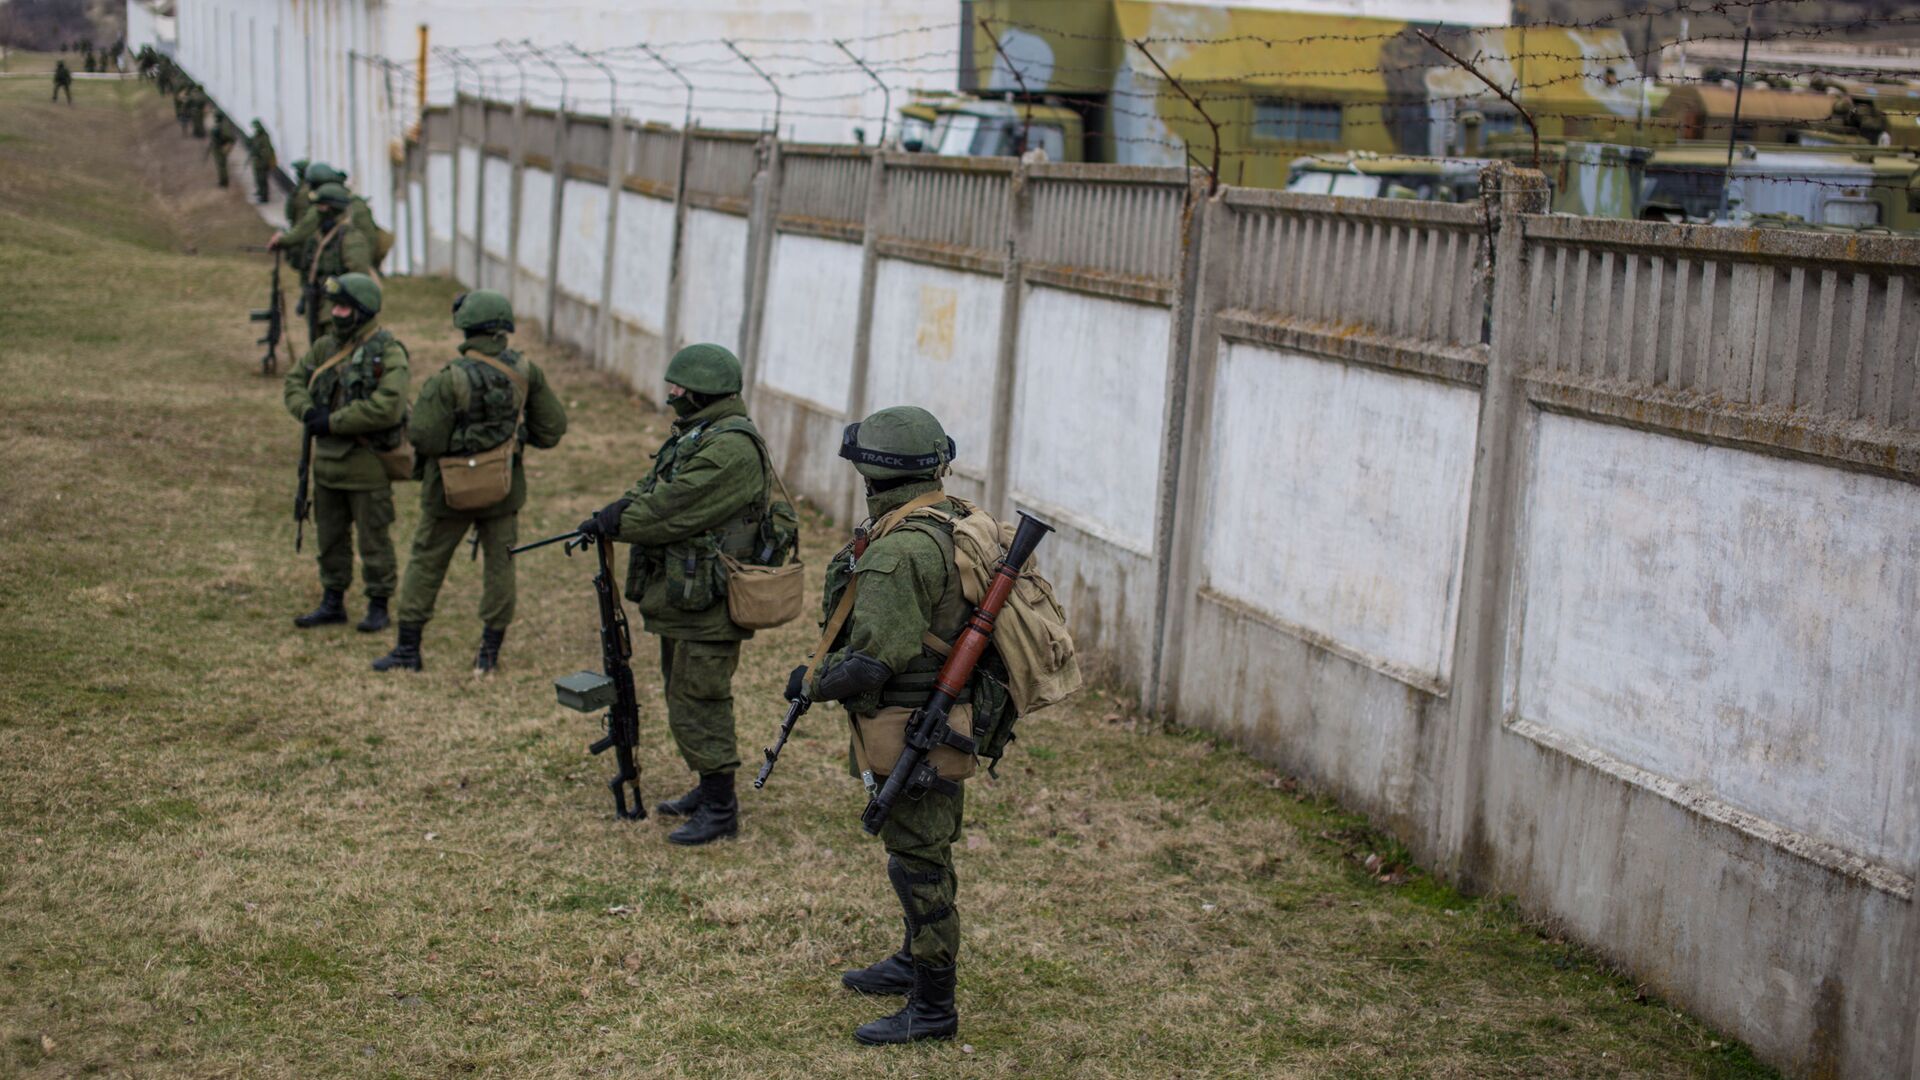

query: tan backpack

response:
[921,496,1082,717]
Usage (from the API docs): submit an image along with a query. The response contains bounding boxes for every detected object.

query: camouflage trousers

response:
[656,637,741,775]
[394,512,518,630]
[881,784,964,967]
[313,483,396,598]
[252,164,271,203]
[212,152,229,187]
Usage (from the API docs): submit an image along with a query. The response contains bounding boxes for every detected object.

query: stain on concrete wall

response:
[1010,285,1169,555]
[1205,342,1479,688]
[759,233,863,412]
[867,260,1003,488]
[1509,413,1920,872]
[675,209,748,353]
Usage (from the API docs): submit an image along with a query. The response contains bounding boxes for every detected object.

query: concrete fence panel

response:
[564,115,610,169]
[480,153,513,290]
[608,190,677,390]
[685,130,758,212]
[514,165,554,314]
[554,176,609,354]
[675,209,750,355]
[626,124,682,194]
[426,151,453,271]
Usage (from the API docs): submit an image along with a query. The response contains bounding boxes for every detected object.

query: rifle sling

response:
[804,489,949,672]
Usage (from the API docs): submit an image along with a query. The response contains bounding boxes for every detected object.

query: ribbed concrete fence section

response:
[398,98,1920,1079]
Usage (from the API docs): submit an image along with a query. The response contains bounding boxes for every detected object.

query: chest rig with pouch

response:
[308,328,410,479]
[437,349,527,511]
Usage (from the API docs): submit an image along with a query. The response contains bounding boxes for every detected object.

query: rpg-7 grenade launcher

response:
[860,511,1054,835]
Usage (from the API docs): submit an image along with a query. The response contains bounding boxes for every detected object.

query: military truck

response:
[1641,145,1920,231]
[921,98,1086,162]
[1284,152,1487,202]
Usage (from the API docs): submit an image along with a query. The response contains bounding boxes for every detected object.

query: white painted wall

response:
[675,208,749,353]
[866,260,1004,487]
[427,151,453,248]
[609,193,675,333]
[456,145,479,255]
[759,233,864,413]
[481,155,512,258]
[516,167,552,274]
[558,179,607,300]
[1508,414,1920,872]
[1203,343,1480,687]
[1009,286,1169,555]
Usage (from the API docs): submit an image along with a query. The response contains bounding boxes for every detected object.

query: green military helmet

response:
[305,162,347,186]
[840,405,955,480]
[665,343,742,395]
[324,273,383,318]
[290,158,310,181]
[312,182,353,209]
[451,289,515,334]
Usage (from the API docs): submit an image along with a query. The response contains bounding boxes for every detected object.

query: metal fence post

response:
[543,108,569,343]
[738,134,783,404]
[984,159,1033,521]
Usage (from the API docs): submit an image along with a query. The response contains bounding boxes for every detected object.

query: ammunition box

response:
[554,670,615,713]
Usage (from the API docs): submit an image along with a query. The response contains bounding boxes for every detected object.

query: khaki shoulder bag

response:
[719,427,805,631]
[438,354,527,512]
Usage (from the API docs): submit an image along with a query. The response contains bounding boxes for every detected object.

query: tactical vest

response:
[312,328,406,451]
[446,348,525,456]
[821,501,971,708]
[622,416,773,609]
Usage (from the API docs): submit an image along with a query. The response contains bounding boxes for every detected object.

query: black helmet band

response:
[838,422,955,472]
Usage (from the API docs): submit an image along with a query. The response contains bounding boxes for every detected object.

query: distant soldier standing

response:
[283,274,410,632]
[574,344,778,846]
[188,86,207,137]
[247,120,277,203]
[373,291,567,674]
[809,407,972,1045]
[51,60,72,104]
[271,182,371,344]
[208,119,235,188]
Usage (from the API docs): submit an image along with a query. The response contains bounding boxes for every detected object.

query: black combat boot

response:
[356,595,390,633]
[841,920,914,996]
[655,783,705,818]
[293,588,348,628]
[667,771,738,846]
[852,963,958,1045]
[371,624,424,672]
[472,626,505,674]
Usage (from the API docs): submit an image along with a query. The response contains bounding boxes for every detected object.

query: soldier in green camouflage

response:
[208,119,235,188]
[187,86,207,137]
[52,61,73,104]
[808,406,970,1045]
[373,291,568,674]
[575,343,776,846]
[247,120,277,204]
[282,274,410,632]
[271,183,371,345]
[284,160,312,232]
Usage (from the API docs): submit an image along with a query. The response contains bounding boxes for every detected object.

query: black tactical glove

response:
[577,498,631,538]
[814,651,891,703]
[303,407,330,436]
[785,664,810,703]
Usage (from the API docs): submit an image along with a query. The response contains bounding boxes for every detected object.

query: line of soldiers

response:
[278,280,971,1040]
[270,161,381,342]
[136,52,277,201]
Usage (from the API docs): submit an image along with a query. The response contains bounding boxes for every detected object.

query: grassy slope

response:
[0,75,1778,1080]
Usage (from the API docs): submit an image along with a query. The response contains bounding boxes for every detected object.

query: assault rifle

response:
[754,688,809,789]
[510,529,647,820]
[250,248,286,375]
[293,430,312,552]
[859,511,1054,835]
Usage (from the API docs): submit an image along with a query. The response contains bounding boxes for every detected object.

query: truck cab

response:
[924,100,1085,162]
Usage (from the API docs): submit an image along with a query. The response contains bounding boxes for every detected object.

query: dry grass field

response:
[0,66,1778,1079]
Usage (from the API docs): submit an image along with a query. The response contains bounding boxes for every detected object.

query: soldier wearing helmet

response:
[372,291,568,675]
[270,180,372,345]
[575,343,782,846]
[807,405,970,1045]
[282,273,411,634]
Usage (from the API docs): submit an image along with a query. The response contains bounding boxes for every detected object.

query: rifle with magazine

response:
[511,529,646,820]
